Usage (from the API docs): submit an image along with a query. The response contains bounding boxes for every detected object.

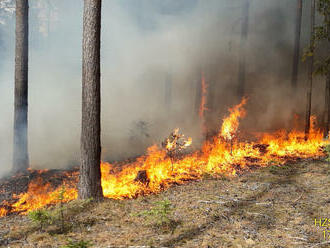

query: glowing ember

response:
[0,99,328,217]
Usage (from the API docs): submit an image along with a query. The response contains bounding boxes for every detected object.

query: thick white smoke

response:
[0,0,325,176]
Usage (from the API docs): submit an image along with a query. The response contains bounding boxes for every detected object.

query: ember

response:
[0,99,328,217]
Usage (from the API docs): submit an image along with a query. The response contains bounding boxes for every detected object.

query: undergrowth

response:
[61,239,93,248]
[133,198,180,233]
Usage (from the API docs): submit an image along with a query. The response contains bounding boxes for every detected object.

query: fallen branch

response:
[197,200,226,205]
[292,193,303,203]
[287,235,308,242]
[255,202,273,207]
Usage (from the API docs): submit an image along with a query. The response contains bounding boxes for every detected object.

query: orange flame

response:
[221,97,247,140]
[0,99,328,217]
[164,128,192,151]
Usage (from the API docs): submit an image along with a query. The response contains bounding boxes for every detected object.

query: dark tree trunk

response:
[13,0,29,173]
[237,0,250,98]
[324,73,330,138]
[305,0,315,140]
[78,0,103,200]
[291,0,303,89]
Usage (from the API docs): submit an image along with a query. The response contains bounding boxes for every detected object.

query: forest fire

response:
[220,97,247,140]
[0,99,327,217]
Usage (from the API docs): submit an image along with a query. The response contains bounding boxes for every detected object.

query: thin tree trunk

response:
[194,69,202,115]
[305,0,315,140]
[291,0,303,89]
[78,0,103,200]
[324,73,330,138]
[322,11,330,138]
[237,0,250,98]
[13,0,29,173]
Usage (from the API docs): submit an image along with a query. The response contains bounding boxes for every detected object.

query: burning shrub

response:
[162,128,192,158]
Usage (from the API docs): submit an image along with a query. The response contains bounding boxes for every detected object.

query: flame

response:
[221,97,247,140]
[0,206,8,216]
[0,99,328,217]
[164,128,192,152]
[10,178,78,214]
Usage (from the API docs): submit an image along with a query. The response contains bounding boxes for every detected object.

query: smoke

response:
[0,0,326,176]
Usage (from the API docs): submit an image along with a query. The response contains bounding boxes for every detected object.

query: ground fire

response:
[0,98,327,217]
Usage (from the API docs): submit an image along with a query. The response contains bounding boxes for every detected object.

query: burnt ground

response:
[0,160,329,248]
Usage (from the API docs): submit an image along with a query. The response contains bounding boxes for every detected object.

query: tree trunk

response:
[78,0,103,200]
[322,10,330,138]
[291,0,303,89]
[194,69,202,115]
[13,0,29,173]
[237,0,250,98]
[305,0,315,140]
[324,73,330,138]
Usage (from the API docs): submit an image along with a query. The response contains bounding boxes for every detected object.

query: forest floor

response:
[0,159,329,248]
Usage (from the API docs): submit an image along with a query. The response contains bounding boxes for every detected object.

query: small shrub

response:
[139,198,173,225]
[28,209,54,230]
[134,198,180,233]
[324,144,330,162]
[269,165,280,174]
[61,239,92,248]
[57,186,66,233]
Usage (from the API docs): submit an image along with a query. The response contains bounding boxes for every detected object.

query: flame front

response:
[0,99,327,216]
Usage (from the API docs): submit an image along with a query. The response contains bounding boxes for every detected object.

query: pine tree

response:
[13,0,29,173]
[79,0,103,200]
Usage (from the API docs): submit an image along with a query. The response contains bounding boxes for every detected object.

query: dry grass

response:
[0,160,329,248]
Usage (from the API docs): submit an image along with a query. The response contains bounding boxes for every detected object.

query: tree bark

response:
[324,73,330,138]
[305,0,315,140]
[78,0,103,200]
[237,0,250,98]
[194,69,202,115]
[13,0,29,173]
[291,0,303,89]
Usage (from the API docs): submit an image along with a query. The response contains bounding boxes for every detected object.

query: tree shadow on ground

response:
[160,162,307,247]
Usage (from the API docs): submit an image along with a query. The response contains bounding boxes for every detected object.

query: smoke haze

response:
[0,0,326,176]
